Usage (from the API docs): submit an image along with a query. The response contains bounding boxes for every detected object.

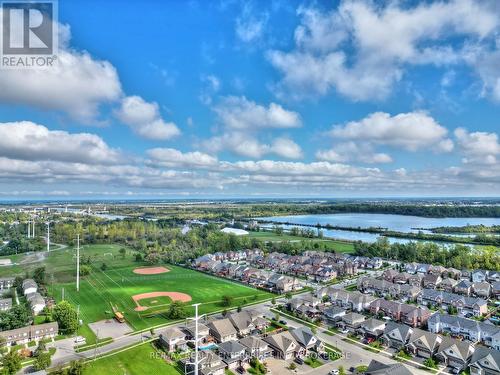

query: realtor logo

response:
[1,0,58,68]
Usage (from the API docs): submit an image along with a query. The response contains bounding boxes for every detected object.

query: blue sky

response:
[0,0,499,199]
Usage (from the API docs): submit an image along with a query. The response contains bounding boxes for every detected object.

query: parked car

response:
[279,320,288,325]
[340,329,349,334]
[329,370,339,375]
[295,357,304,365]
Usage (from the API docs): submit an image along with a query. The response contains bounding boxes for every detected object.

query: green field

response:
[0,243,273,335]
[248,231,355,253]
[84,343,181,375]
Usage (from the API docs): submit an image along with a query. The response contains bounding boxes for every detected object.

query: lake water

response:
[258,213,500,244]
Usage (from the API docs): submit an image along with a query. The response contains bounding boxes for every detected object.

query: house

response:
[417,264,430,274]
[0,277,14,290]
[382,322,413,349]
[487,271,500,283]
[423,274,442,289]
[440,278,459,292]
[218,340,248,370]
[338,312,366,332]
[472,270,488,283]
[0,322,58,346]
[428,314,500,347]
[238,336,273,361]
[405,328,442,359]
[455,280,473,296]
[435,337,475,371]
[159,327,187,352]
[207,319,238,343]
[0,298,12,311]
[227,311,255,337]
[468,347,500,375]
[184,322,210,344]
[492,282,500,299]
[358,318,386,339]
[183,350,225,375]
[263,331,302,360]
[22,279,37,295]
[290,327,323,353]
[275,276,297,293]
[26,292,45,315]
[394,272,411,284]
[407,274,424,287]
[369,299,430,327]
[382,269,399,282]
[418,289,488,317]
[472,282,491,298]
[365,360,413,375]
[323,306,346,323]
[429,265,447,276]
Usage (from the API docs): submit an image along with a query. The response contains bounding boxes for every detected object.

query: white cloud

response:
[268,0,499,101]
[235,3,268,43]
[116,96,180,140]
[0,49,122,121]
[316,142,392,164]
[214,96,301,130]
[330,111,452,152]
[455,127,500,164]
[199,74,221,105]
[0,121,121,164]
[270,138,303,159]
[146,148,218,168]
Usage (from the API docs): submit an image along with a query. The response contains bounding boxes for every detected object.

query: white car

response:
[329,370,339,375]
[340,329,349,334]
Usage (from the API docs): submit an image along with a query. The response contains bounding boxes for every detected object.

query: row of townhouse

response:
[0,322,58,347]
[369,299,431,328]
[357,276,422,301]
[428,313,500,350]
[22,279,46,315]
[382,269,500,298]
[192,258,300,293]
[0,277,14,291]
[383,321,500,374]
[161,310,324,375]
[402,264,500,284]
[418,289,488,316]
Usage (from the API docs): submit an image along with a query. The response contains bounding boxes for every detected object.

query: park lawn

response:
[84,343,181,375]
[48,252,273,331]
[247,231,355,253]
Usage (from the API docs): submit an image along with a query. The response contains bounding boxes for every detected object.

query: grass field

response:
[39,244,273,331]
[248,231,355,253]
[84,343,181,375]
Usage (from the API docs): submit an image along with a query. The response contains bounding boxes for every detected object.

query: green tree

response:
[423,358,438,369]
[79,265,91,276]
[338,366,346,375]
[166,301,187,319]
[53,301,78,334]
[100,263,107,271]
[33,266,46,285]
[119,248,126,259]
[221,295,233,307]
[1,351,21,374]
[271,297,276,305]
[67,360,85,375]
[33,351,51,371]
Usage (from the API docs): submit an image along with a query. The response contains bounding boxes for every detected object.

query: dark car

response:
[279,320,288,325]
[295,357,304,365]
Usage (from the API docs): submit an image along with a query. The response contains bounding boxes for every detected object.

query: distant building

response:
[0,298,12,311]
[22,279,37,295]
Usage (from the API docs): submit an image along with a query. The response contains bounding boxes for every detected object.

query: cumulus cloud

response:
[146,148,218,168]
[270,138,303,159]
[268,0,499,101]
[116,96,180,140]
[0,121,121,164]
[455,127,500,164]
[316,142,392,164]
[0,50,122,122]
[214,96,301,130]
[329,112,452,152]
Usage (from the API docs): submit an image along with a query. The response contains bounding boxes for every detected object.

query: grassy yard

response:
[247,231,355,253]
[84,343,181,375]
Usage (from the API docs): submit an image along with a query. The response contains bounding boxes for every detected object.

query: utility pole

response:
[76,234,80,292]
[27,219,31,238]
[187,303,203,375]
[32,219,35,237]
[46,222,50,252]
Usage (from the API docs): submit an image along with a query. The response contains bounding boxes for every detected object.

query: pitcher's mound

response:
[133,266,169,275]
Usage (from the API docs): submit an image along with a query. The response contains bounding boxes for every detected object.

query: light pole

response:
[46,222,50,252]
